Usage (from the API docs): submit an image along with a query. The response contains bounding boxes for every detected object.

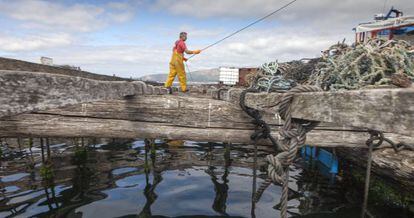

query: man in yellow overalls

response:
[165,32,201,93]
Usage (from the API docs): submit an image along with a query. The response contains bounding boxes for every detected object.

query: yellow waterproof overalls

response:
[165,47,187,92]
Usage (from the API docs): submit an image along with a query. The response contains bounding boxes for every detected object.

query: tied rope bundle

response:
[260,85,321,218]
[240,83,321,218]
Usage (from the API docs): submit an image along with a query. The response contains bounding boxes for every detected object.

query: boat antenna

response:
[382,0,388,15]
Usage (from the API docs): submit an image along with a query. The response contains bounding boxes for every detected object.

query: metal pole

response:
[361,143,374,218]
[251,142,258,218]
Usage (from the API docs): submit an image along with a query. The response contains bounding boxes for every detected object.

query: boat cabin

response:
[355,8,414,44]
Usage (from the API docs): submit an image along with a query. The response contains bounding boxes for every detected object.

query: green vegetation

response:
[150,141,156,159]
[40,164,54,181]
[74,146,88,164]
[348,166,414,207]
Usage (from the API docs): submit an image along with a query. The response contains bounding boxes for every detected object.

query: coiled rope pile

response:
[248,61,296,92]
[246,59,320,92]
[308,38,414,90]
[246,39,414,92]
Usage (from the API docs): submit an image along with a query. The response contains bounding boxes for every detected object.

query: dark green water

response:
[0,139,412,218]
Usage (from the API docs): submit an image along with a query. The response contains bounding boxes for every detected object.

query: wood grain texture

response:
[1,95,413,148]
[0,70,146,118]
[211,88,414,136]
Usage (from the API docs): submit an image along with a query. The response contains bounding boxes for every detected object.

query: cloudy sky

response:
[0,0,413,78]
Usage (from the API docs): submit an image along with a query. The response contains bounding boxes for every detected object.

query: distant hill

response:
[0,57,127,81]
[139,68,219,83]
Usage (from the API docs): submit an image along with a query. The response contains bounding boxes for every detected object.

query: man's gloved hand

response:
[193,50,201,54]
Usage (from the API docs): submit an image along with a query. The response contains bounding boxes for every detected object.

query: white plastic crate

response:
[219,67,239,85]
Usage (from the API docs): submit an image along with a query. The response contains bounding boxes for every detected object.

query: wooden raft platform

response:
[1,70,414,188]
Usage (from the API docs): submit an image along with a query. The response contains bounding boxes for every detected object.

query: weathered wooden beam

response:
[212,87,414,137]
[1,95,413,148]
[209,88,414,190]
[0,70,148,118]
[4,68,411,137]
[2,114,413,149]
[2,95,412,191]
[336,147,414,191]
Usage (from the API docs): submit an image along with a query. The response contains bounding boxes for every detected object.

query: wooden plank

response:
[211,88,414,137]
[3,68,412,137]
[1,95,413,148]
[0,70,147,118]
[291,88,414,137]
[1,113,412,148]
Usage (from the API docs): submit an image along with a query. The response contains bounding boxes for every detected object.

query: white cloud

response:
[0,0,139,32]
[154,0,267,18]
[178,26,225,38]
[3,26,336,77]
[105,1,140,23]
[0,33,73,52]
[0,0,140,52]
[0,0,104,32]
[154,0,414,33]
[154,0,414,19]
[146,0,414,75]
[0,20,348,78]
[22,44,171,77]
[187,26,337,70]
[1,0,413,78]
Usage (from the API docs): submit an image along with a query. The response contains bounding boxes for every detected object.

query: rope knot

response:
[263,85,321,217]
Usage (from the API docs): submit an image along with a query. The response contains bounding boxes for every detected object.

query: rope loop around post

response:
[366,130,384,148]
[266,85,322,183]
[365,129,414,152]
[239,88,280,151]
[241,85,322,218]
[264,85,322,218]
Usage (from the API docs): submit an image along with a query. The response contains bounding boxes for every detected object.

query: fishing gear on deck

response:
[308,39,414,90]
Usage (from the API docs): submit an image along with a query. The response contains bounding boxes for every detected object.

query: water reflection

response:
[138,139,163,218]
[0,138,412,217]
[206,144,231,216]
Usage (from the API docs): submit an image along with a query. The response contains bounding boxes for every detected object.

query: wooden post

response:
[46,138,51,161]
[40,138,45,163]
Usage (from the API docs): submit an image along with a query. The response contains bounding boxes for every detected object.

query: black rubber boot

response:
[167,87,173,94]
